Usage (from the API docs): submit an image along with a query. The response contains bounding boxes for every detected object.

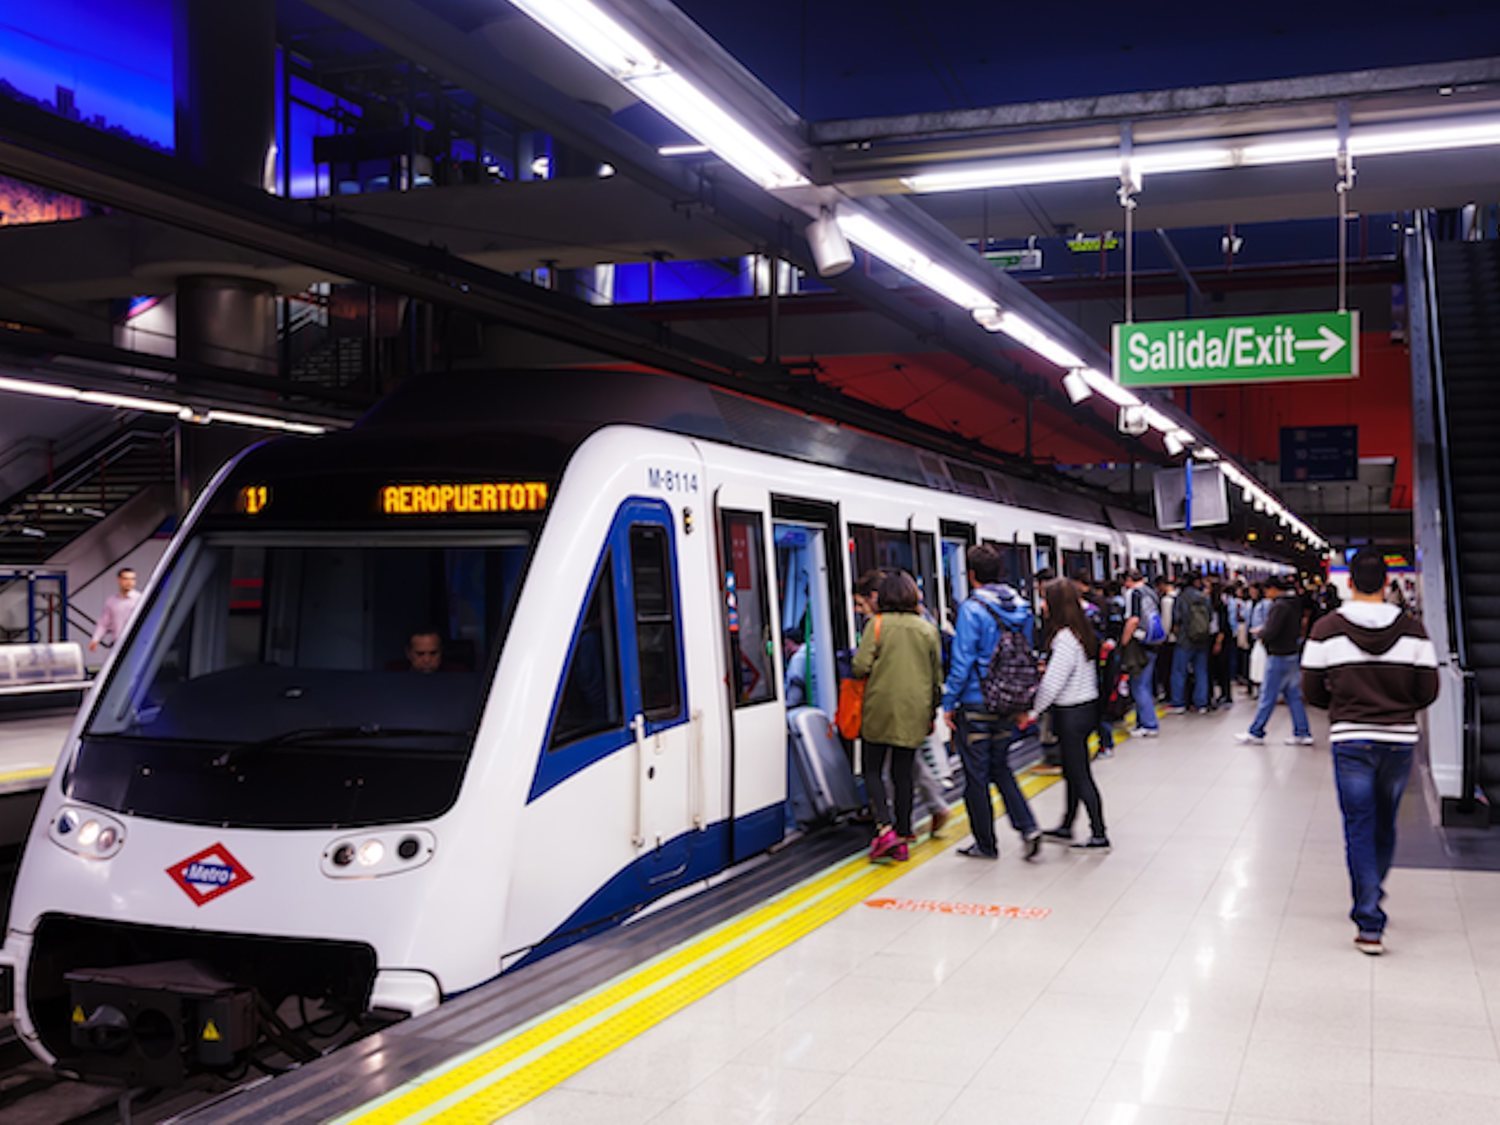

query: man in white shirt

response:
[89,568,141,651]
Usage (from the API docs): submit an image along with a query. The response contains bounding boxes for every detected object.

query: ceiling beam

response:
[811,56,1500,145]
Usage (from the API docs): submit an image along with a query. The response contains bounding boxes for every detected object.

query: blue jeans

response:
[956,709,1038,855]
[1129,648,1159,730]
[1332,740,1413,936]
[1170,644,1209,709]
[1247,653,1311,737]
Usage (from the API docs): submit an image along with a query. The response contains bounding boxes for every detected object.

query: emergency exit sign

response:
[1112,311,1359,386]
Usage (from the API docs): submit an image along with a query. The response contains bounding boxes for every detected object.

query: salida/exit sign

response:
[1112,311,1359,386]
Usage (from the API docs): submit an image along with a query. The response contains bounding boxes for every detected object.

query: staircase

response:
[1432,238,1500,808]
[0,426,174,566]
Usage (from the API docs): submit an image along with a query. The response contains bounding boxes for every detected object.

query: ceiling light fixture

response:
[1061,371,1092,404]
[1164,432,1186,456]
[658,142,711,156]
[507,0,807,190]
[0,375,327,434]
[805,210,854,277]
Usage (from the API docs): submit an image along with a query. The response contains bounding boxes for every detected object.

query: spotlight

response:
[1061,371,1092,405]
[1164,432,1185,456]
[805,210,854,277]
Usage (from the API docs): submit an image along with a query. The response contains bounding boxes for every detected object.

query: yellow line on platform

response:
[0,766,52,786]
[339,768,1064,1125]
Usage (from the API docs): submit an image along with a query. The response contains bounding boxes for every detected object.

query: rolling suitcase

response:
[787,706,862,823]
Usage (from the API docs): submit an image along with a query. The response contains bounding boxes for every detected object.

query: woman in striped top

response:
[1030,578,1111,850]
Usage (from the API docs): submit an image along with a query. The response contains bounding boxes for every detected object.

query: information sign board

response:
[1114,311,1359,386]
[1280,425,1358,483]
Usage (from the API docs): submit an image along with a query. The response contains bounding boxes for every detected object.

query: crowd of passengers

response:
[834,546,1435,957]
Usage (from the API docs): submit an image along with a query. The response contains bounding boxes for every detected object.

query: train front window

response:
[74,531,531,828]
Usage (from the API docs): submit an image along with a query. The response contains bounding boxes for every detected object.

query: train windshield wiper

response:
[209,725,470,769]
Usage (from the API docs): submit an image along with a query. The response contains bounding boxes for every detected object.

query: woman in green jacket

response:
[853,570,944,862]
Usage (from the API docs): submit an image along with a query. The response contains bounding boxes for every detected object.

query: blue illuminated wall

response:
[0,0,174,150]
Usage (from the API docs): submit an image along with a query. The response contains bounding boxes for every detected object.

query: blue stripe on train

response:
[510,803,783,970]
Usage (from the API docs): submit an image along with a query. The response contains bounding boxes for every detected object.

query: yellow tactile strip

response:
[335,761,1072,1125]
[0,765,52,788]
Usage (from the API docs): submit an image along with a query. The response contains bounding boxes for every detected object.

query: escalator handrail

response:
[1416,211,1469,671]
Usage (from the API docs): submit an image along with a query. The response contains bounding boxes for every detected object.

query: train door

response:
[773,497,851,831]
[940,520,974,627]
[773,522,839,715]
[1035,534,1057,575]
[537,498,697,891]
[624,511,696,884]
[714,486,786,862]
[1095,543,1113,582]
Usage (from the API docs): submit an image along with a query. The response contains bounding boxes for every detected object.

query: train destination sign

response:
[381,481,550,515]
[1112,311,1359,387]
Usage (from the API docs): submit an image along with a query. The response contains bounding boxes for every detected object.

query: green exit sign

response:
[1113,311,1359,386]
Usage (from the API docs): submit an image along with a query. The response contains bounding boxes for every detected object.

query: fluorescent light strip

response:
[0,374,325,434]
[902,114,1500,194]
[506,0,660,77]
[1140,406,1176,433]
[907,153,1123,193]
[1079,368,1140,407]
[1352,118,1500,157]
[506,0,807,190]
[838,212,996,310]
[626,72,808,190]
[658,143,711,156]
[970,308,1087,369]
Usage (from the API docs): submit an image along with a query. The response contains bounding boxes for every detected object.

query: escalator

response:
[1431,236,1500,813]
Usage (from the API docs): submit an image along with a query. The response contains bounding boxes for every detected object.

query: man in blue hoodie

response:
[942,544,1043,861]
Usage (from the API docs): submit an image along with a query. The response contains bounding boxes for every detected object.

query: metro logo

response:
[167,844,254,905]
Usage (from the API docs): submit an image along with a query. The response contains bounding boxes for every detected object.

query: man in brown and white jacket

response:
[1302,548,1439,955]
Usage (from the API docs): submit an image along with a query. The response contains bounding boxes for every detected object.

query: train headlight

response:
[321,828,435,878]
[50,807,126,859]
[357,840,385,867]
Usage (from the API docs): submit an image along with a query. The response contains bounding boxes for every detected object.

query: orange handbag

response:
[834,616,880,739]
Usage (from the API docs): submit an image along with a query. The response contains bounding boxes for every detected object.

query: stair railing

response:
[0,426,171,542]
[1413,210,1481,812]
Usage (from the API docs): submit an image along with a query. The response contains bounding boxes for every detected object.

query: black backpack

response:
[1184,595,1213,647]
[974,599,1040,714]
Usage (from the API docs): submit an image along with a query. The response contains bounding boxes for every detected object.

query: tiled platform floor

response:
[510,697,1500,1125]
[0,710,71,779]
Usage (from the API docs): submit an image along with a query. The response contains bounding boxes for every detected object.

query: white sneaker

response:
[1284,735,1316,746]
[1130,727,1159,738]
[1234,732,1266,745]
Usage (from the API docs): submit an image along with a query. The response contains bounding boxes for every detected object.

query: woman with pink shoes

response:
[852,571,945,863]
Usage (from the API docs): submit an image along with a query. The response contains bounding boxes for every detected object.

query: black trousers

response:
[956,710,1037,855]
[863,743,916,836]
[1053,702,1106,839]
[1210,640,1233,702]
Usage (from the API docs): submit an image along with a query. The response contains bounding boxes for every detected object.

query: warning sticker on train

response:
[167,844,255,905]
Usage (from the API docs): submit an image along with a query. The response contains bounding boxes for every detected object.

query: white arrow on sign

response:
[1293,325,1347,363]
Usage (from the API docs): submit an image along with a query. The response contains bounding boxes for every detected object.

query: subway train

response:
[0,369,1287,1082]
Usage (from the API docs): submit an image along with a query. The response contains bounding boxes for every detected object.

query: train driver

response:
[406,629,444,674]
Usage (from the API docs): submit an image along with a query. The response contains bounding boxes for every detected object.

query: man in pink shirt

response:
[89,568,141,651]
